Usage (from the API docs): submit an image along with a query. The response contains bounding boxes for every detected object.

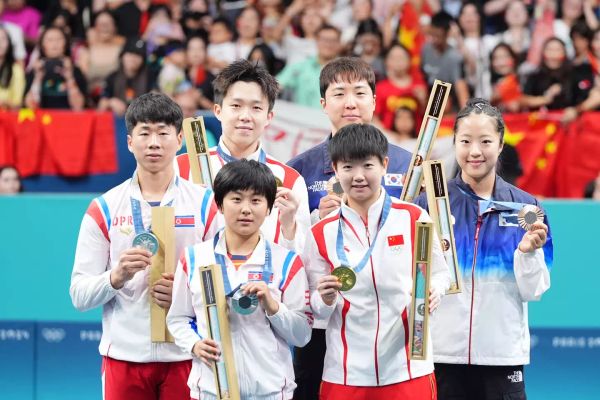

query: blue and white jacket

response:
[415,174,552,366]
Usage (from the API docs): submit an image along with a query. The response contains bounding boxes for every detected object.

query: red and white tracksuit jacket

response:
[70,173,220,363]
[304,190,450,386]
[175,140,311,254]
[167,232,313,400]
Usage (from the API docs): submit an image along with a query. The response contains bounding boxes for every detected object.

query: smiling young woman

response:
[415,98,553,400]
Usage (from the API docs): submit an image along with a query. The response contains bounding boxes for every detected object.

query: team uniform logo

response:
[247,271,273,283]
[499,211,519,227]
[175,215,195,227]
[507,370,523,383]
[387,234,404,252]
[384,173,404,187]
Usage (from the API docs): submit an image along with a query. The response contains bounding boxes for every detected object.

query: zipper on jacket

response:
[364,218,381,384]
[467,215,483,364]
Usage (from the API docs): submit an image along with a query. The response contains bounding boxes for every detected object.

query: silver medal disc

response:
[132,232,159,255]
[231,289,259,315]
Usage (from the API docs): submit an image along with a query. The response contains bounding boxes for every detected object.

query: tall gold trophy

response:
[199,265,241,400]
[423,160,462,294]
[183,116,214,188]
[408,222,433,360]
[400,80,452,203]
[150,207,175,342]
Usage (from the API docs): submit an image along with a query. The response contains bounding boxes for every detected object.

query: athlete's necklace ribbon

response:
[214,232,273,314]
[333,193,392,291]
[216,143,267,164]
[130,197,173,255]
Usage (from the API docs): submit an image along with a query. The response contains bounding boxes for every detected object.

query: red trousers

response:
[320,373,437,400]
[102,356,191,400]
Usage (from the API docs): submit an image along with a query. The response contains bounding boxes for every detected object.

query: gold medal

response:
[327,176,344,196]
[332,265,356,291]
[275,177,283,188]
[517,205,544,230]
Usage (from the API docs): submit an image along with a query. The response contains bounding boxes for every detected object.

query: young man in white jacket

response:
[175,59,311,255]
[167,159,313,400]
[304,123,450,399]
[70,93,220,400]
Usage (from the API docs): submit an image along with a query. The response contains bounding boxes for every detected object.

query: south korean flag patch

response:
[384,173,403,187]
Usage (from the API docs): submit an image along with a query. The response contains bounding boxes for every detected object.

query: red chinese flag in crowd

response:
[14,109,43,177]
[555,113,600,197]
[89,111,118,174]
[0,112,16,166]
[8,110,117,178]
[397,0,429,75]
[504,113,566,197]
[39,111,96,176]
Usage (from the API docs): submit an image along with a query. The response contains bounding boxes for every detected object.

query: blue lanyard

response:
[456,186,526,216]
[216,143,267,164]
[130,197,173,234]
[213,232,272,295]
[335,193,392,274]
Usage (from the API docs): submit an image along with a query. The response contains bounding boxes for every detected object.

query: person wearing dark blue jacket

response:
[287,57,412,400]
[415,98,552,400]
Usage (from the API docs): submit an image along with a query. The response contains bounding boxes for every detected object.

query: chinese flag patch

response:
[387,234,404,247]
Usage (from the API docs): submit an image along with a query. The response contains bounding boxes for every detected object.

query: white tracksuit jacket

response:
[175,140,311,254]
[304,190,450,386]
[167,232,313,400]
[70,173,220,363]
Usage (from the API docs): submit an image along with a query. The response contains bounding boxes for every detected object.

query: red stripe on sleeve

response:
[311,215,339,271]
[86,201,109,241]
[391,202,422,248]
[273,215,281,244]
[340,298,351,385]
[176,154,191,180]
[402,307,412,379]
[393,203,422,380]
[180,252,189,276]
[266,157,300,189]
[281,255,304,293]
[203,195,219,240]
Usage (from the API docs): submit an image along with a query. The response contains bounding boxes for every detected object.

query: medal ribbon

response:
[130,197,173,235]
[335,193,392,274]
[213,231,273,295]
[216,143,267,164]
[456,186,527,216]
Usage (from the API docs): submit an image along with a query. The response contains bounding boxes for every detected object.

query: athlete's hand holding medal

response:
[318,176,344,220]
[239,281,279,316]
[110,247,152,289]
[517,205,548,253]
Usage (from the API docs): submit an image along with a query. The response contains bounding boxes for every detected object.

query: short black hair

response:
[319,56,376,98]
[213,159,277,211]
[570,18,592,41]
[430,11,453,32]
[213,59,280,112]
[125,92,183,135]
[329,123,388,165]
[212,16,235,36]
[453,98,505,143]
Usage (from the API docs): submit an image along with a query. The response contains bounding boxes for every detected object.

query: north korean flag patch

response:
[175,215,195,227]
[248,270,274,283]
[387,234,404,251]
